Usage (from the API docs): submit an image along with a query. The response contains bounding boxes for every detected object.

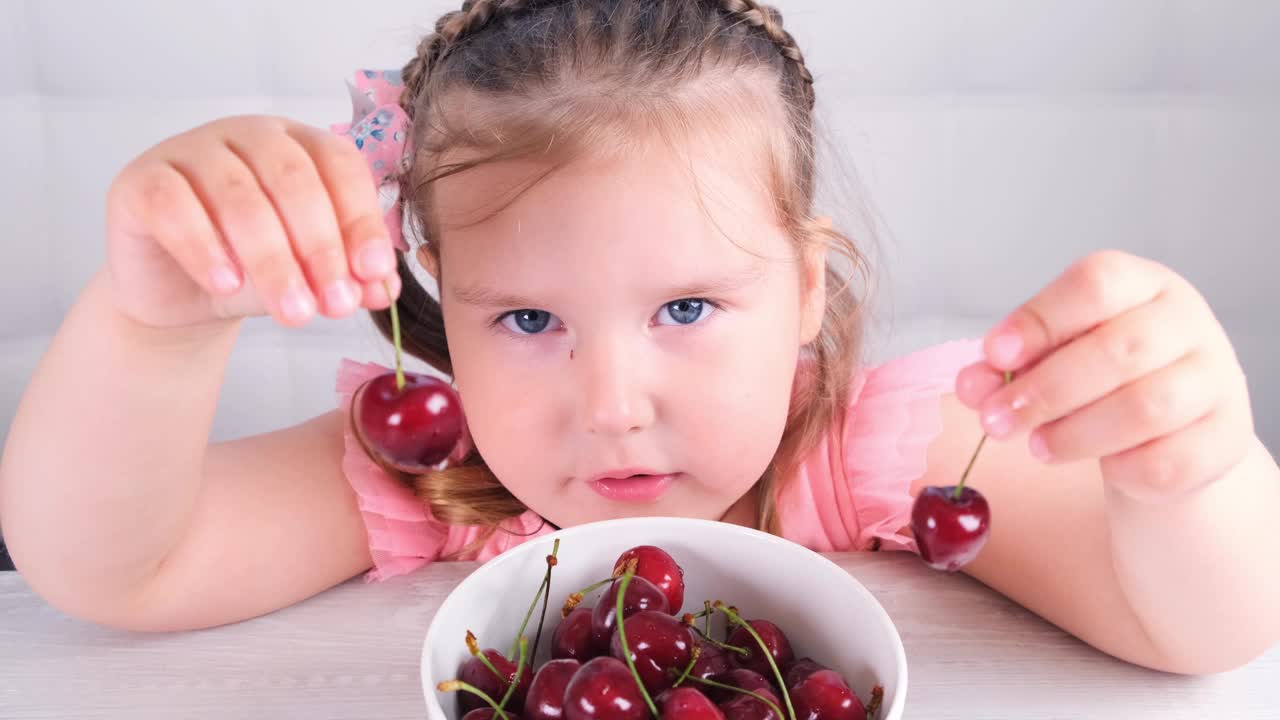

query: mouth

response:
[587,469,680,503]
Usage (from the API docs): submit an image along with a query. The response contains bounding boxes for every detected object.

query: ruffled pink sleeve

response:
[336,359,555,582]
[777,337,986,554]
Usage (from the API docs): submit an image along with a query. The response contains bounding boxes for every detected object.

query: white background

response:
[1,1,1276,453]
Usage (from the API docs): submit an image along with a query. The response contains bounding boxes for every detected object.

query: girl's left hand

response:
[955,250,1255,503]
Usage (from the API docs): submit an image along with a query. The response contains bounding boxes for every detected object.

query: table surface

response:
[2,553,1277,720]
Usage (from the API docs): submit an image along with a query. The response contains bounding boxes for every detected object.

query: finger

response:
[286,123,398,283]
[224,127,359,318]
[362,272,401,310]
[984,250,1170,372]
[978,291,1197,437]
[955,361,1006,408]
[1098,390,1255,503]
[1026,351,1219,464]
[171,145,315,326]
[115,161,242,295]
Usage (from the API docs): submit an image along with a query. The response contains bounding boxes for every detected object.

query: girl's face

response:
[430,141,825,529]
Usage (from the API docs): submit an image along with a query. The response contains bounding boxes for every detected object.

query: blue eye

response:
[500,309,561,335]
[657,298,712,326]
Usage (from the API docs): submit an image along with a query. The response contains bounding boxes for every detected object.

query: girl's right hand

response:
[105,115,401,329]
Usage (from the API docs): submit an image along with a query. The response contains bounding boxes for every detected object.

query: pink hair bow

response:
[329,69,413,251]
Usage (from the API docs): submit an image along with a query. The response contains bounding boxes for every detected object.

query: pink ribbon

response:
[329,69,413,251]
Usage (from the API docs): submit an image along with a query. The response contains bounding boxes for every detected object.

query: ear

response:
[415,245,440,280]
[798,216,830,345]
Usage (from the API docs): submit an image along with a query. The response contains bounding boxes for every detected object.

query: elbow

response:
[1141,622,1280,676]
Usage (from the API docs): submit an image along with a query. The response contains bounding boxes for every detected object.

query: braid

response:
[718,0,815,109]
[398,0,539,119]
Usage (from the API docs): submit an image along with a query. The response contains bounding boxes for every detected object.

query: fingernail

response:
[209,265,241,294]
[324,279,358,314]
[990,329,1023,368]
[280,286,315,322]
[358,241,396,277]
[983,407,1015,438]
[1029,430,1053,462]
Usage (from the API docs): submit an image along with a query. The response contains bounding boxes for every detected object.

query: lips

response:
[587,470,678,503]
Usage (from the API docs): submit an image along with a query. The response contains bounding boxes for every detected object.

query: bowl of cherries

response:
[420,517,907,720]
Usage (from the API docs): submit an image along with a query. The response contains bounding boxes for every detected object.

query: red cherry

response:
[718,687,781,720]
[553,606,600,661]
[782,658,827,690]
[790,669,865,720]
[727,620,793,678]
[608,610,694,694]
[691,640,733,681]
[590,575,669,652]
[614,545,685,612]
[525,659,582,720]
[705,669,774,705]
[563,656,650,720]
[457,648,533,715]
[910,485,991,571]
[352,371,463,473]
[658,687,726,720]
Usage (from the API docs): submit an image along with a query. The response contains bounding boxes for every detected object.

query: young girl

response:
[2,0,1277,677]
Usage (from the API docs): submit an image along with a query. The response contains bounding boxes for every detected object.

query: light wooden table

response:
[2,553,1277,719]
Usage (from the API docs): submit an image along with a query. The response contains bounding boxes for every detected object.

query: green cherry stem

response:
[526,539,562,662]
[437,680,511,720]
[684,676,785,720]
[688,624,750,658]
[498,636,527,711]
[671,643,702,688]
[382,278,405,391]
[953,369,1013,500]
[713,602,796,720]
[616,570,659,718]
[465,631,508,687]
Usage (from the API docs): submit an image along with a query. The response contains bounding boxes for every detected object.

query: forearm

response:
[1107,434,1280,674]
[0,267,240,614]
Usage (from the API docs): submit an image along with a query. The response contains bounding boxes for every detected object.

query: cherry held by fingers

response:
[352,371,463,472]
[909,369,1009,571]
[351,278,464,473]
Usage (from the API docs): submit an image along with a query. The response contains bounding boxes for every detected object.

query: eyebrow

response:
[450,264,768,308]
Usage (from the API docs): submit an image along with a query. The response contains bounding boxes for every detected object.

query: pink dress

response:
[336,337,986,582]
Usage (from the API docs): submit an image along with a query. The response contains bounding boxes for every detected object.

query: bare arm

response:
[1,115,398,630]
[0,269,373,630]
[920,392,1280,675]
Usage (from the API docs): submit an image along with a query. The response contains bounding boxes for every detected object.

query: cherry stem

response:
[704,601,712,637]
[616,570,659,718]
[713,602,796,720]
[530,540,561,663]
[671,643,702,688]
[512,538,560,660]
[865,685,884,719]
[684,676,785,720]
[382,278,405,391]
[561,561,634,617]
[688,624,750,658]
[437,680,511,720]
[466,631,507,687]
[953,369,1013,499]
[498,635,527,711]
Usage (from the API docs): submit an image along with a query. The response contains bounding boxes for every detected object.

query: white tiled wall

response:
[1,1,1277,452]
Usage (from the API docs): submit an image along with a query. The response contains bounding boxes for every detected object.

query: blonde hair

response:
[365,0,872,538]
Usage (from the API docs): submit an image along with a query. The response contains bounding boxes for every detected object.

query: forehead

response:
[429,137,792,274]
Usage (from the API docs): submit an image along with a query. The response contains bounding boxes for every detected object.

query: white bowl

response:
[421,517,907,719]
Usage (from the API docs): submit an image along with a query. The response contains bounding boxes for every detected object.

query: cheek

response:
[671,301,802,490]
[443,311,562,489]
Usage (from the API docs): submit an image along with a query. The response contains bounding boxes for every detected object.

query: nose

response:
[578,337,655,436]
